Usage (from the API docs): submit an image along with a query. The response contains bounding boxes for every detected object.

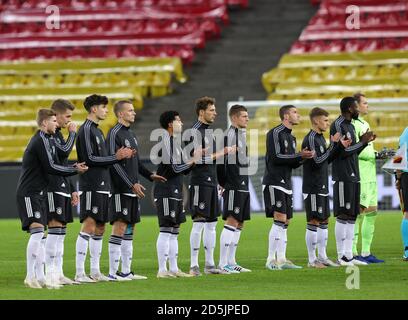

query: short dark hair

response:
[353,92,366,103]
[37,109,56,127]
[160,111,180,129]
[279,105,296,120]
[114,100,132,117]
[83,94,108,113]
[195,96,215,116]
[340,97,357,113]
[229,104,247,118]
[51,99,75,114]
[309,107,329,121]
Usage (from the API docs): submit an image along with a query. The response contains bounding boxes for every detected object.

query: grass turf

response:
[0,212,407,300]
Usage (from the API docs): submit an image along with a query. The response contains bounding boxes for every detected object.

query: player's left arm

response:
[108,130,134,189]
[54,131,76,158]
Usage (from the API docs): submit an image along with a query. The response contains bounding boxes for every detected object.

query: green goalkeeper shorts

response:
[360,182,378,208]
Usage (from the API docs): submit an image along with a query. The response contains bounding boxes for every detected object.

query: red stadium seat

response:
[0,0,233,10]
[0,0,248,64]
[291,0,408,54]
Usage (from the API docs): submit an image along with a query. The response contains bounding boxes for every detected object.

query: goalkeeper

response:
[351,93,384,263]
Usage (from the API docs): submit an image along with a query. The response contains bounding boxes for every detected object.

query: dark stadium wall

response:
[0,165,20,218]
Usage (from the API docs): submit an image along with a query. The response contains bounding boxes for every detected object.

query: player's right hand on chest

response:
[301,148,314,159]
[74,162,88,174]
[116,147,135,160]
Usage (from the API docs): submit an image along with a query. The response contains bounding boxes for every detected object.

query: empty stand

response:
[290,0,408,54]
[0,91,140,162]
[0,1,234,63]
[0,1,249,162]
[260,0,408,154]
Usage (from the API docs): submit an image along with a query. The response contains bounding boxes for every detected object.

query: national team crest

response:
[199,202,205,210]
[92,206,99,214]
[96,136,100,145]
[170,211,176,218]
[284,140,288,148]
[346,132,351,140]
[122,208,128,216]
[276,201,282,208]
[124,139,131,148]
[320,145,324,153]
[56,207,62,215]
[318,207,323,214]
[234,207,240,214]
[346,203,351,210]
[34,211,41,219]
[56,138,61,143]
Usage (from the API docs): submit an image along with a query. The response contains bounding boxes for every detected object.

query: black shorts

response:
[263,185,293,219]
[46,192,73,224]
[155,196,186,228]
[189,185,220,222]
[222,190,251,222]
[110,194,141,225]
[333,181,360,217]
[65,203,74,224]
[400,173,408,212]
[17,193,48,231]
[79,191,109,224]
[304,194,330,222]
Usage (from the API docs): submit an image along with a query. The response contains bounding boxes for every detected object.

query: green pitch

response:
[0,212,407,300]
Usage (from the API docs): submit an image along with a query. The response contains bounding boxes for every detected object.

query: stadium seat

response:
[0,88,142,161]
[0,0,248,162]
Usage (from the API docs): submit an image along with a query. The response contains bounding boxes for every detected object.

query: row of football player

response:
[18,93,407,289]
[18,95,246,288]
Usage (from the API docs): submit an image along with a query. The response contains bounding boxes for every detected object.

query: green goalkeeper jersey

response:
[352,116,377,183]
